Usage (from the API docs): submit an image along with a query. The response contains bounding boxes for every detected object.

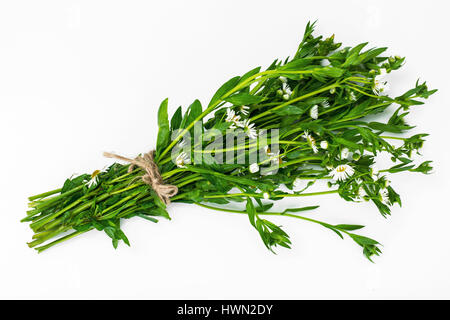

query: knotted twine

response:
[103,150,178,205]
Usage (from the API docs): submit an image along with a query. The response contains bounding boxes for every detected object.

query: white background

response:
[0,0,449,299]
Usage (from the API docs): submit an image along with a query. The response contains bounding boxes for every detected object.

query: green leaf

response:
[116,229,130,246]
[314,66,344,78]
[335,224,365,231]
[345,100,370,118]
[359,47,387,63]
[156,98,170,156]
[239,66,261,84]
[342,42,368,67]
[282,206,320,214]
[246,198,257,227]
[112,238,119,249]
[73,223,92,232]
[185,99,203,133]
[170,106,182,131]
[208,76,240,108]
[224,93,264,105]
[137,214,159,223]
[273,105,306,116]
[189,99,202,121]
[279,58,311,71]
[349,234,379,246]
[61,174,90,193]
[104,226,115,239]
[368,122,402,133]
[335,137,360,150]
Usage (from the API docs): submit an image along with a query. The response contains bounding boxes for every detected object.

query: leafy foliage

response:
[23,22,435,261]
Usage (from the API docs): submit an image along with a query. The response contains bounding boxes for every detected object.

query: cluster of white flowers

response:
[225,105,258,140]
[225,108,242,129]
[248,145,284,175]
[277,76,292,100]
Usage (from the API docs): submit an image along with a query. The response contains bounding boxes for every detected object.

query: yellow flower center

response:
[91,170,101,178]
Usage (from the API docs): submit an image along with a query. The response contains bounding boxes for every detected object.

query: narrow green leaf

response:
[208,76,240,108]
[224,92,264,105]
[156,98,170,156]
[335,224,365,231]
[170,106,182,131]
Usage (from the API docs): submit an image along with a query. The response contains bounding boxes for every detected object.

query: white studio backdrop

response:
[0,0,449,299]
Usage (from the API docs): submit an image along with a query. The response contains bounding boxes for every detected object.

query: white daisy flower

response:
[310,105,319,119]
[86,170,101,188]
[341,148,350,159]
[225,108,241,128]
[330,164,355,181]
[302,130,318,153]
[263,192,270,200]
[176,152,190,168]
[176,139,188,149]
[379,188,390,205]
[373,68,390,95]
[320,140,328,149]
[321,100,330,108]
[249,163,259,173]
[240,119,258,139]
[239,105,250,116]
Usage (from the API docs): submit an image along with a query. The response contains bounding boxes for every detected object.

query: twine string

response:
[103,150,178,205]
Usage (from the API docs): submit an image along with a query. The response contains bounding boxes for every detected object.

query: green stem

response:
[28,188,62,201]
[34,229,92,253]
[204,189,338,199]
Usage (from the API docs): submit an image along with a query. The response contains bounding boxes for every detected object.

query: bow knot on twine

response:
[103,150,178,205]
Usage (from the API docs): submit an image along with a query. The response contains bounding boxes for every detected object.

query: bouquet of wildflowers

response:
[23,22,435,260]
